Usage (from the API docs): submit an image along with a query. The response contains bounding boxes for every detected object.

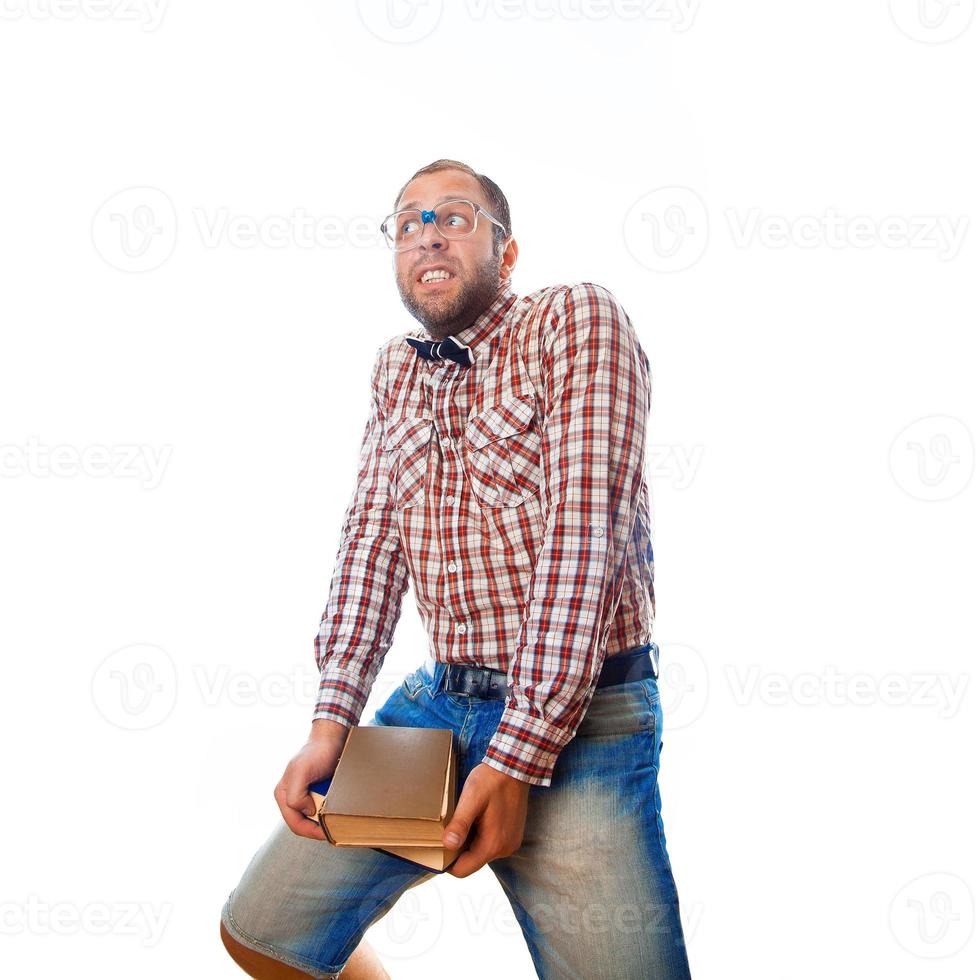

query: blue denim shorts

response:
[221,654,692,979]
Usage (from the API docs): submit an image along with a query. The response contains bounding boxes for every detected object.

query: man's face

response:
[392,170,510,340]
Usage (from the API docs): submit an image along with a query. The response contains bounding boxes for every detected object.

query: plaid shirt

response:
[313,282,656,787]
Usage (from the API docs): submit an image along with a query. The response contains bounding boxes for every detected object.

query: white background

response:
[1,1,978,977]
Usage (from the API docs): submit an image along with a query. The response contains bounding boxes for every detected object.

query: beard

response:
[397,252,503,340]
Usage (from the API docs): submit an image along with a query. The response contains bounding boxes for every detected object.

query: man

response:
[220,159,693,979]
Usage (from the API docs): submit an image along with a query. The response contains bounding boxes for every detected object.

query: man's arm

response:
[482,282,652,787]
[311,344,410,728]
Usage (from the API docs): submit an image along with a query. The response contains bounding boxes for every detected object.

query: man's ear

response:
[499,236,519,281]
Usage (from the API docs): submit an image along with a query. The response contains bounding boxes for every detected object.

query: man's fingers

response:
[287,814,328,840]
[289,788,317,819]
[276,794,327,840]
[275,780,326,840]
[443,785,480,849]
[447,837,495,878]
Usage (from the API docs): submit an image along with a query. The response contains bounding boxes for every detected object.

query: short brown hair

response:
[392,158,512,254]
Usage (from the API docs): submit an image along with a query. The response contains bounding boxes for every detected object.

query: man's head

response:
[388,159,518,340]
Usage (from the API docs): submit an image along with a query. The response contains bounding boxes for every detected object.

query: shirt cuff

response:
[312,667,371,728]
[481,707,574,788]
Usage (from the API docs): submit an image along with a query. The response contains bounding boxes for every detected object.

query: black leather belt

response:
[442,642,658,700]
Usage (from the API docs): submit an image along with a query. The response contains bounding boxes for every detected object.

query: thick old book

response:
[305,725,463,873]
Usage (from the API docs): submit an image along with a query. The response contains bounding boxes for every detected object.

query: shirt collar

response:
[407,285,518,365]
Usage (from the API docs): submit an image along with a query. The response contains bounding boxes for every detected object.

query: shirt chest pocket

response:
[463,394,541,508]
[382,416,433,510]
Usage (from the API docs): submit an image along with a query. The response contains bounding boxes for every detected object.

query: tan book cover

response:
[306,726,462,873]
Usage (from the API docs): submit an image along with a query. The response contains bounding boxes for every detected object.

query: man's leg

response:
[219,665,447,978]
[483,676,694,980]
[220,920,389,979]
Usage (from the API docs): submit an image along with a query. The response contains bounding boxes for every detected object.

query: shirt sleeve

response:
[482,283,652,786]
[312,345,411,728]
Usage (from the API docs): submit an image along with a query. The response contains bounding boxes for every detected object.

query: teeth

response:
[421,269,451,283]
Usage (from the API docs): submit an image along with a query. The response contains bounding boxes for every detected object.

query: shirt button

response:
[446,494,456,505]
[447,561,458,573]
[455,623,467,634]
[591,525,605,537]
[441,437,451,447]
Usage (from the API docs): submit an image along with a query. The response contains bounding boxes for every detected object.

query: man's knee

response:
[220,918,328,979]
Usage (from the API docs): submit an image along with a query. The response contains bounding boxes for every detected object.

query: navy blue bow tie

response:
[405,334,474,367]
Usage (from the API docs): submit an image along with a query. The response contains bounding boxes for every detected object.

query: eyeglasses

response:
[380,199,506,252]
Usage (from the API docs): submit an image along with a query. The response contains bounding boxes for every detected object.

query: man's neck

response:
[422,281,512,342]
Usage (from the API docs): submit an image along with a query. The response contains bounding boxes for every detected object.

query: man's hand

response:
[274,720,349,840]
[443,763,531,878]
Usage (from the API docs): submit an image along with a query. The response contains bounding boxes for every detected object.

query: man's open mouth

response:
[417,266,456,286]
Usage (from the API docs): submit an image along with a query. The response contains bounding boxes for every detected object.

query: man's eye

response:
[400,219,419,235]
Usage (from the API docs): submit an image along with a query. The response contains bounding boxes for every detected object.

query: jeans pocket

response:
[400,666,428,701]
[576,680,657,738]
[642,677,665,761]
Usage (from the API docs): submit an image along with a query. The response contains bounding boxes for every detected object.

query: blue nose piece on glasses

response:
[420,209,437,224]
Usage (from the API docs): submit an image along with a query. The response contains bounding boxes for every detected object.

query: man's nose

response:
[418,223,444,249]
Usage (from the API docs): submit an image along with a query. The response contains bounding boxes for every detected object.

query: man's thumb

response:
[443,799,475,848]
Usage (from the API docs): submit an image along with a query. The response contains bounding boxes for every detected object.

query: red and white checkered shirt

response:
[313,281,656,787]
